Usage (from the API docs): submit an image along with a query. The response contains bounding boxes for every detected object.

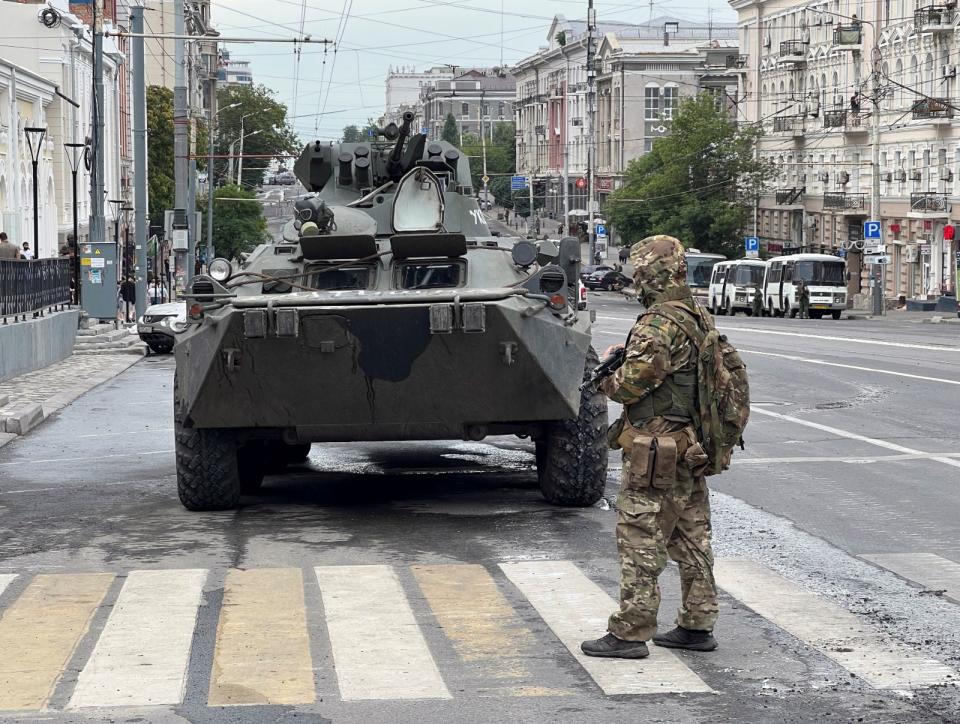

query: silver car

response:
[137,302,186,354]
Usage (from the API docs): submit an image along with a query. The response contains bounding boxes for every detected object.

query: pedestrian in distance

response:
[20,242,34,260]
[797,279,810,319]
[751,285,763,317]
[0,232,19,259]
[619,246,630,265]
[581,235,750,660]
[120,276,136,323]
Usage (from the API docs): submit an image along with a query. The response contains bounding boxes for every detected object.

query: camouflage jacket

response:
[601,298,709,432]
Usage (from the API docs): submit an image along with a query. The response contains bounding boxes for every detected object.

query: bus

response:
[685,251,726,305]
[708,259,768,315]
[762,253,847,319]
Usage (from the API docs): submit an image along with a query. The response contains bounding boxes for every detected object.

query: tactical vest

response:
[624,298,703,427]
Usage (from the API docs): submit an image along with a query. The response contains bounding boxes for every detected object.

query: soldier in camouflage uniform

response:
[581,235,719,660]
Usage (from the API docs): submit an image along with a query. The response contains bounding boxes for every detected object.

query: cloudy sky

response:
[211,0,737,141]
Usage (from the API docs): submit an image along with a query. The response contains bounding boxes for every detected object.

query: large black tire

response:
[238,444,267,492]
[831,310,842,320]
[148,342,173,355]
[174,373,245,510]
[537,347,609,506]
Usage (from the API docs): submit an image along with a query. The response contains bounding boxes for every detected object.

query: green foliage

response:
[146,86,174,221]
[605,94,774,256]
[214,85,300,189]
[342,124,362,142]
[441,113,459,145]
[555,30,567,46]
[199,185,269,261]
[455,122,517,208]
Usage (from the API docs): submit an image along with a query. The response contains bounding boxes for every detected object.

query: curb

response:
[0,355,143,450]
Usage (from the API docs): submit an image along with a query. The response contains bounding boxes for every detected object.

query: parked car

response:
[585,269,631,291]
[579,264,614,285]
[578,280,588,310]
[137,301,186,354]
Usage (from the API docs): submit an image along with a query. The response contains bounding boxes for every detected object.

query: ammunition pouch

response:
[618,423,694,491]
[625,367,697,427]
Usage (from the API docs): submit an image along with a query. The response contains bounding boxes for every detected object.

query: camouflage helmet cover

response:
[629,235,687,301]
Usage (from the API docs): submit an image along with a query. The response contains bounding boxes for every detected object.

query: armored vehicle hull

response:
[174,115,607,510]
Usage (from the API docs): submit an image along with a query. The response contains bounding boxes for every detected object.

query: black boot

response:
[652,626,717,651]
[580,633,649,659]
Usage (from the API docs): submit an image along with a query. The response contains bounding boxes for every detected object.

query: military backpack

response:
[649,301,750,476]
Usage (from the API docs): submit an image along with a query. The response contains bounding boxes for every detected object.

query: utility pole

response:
[90,0,106,255]
[563,53,570,236]
[479,92,489,207]
[206,81,219,266]
[870,42,884,316]
[131,5,148,318]
[173,0,190,290]
[586,0,597,263]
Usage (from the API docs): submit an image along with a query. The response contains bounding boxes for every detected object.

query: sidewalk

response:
[0,352,142,447]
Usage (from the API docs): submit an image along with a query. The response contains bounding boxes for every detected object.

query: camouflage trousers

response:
[607,433,718,642]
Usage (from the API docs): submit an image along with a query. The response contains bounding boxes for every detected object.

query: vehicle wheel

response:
[809,310,823,320]
[148,342,173,355]
[537,347,609,506]
[745,308,753,317]
[709,298,718,316]
[284,443,312,463]
[767,300,775,318]
[722,298,732,316]
[789,306,798,319]
[831,310,842,320]
[174,375,242,510]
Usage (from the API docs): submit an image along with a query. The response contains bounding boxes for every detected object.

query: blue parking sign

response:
[864,221,882,239]
[595,223,607,237]
[744,236,759,252]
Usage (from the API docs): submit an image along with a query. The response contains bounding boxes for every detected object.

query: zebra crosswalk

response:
[0,556,957,714]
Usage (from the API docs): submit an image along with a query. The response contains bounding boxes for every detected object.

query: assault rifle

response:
[579,347,626,392]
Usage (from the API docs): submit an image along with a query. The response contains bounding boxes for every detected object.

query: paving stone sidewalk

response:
[0,353,141,445]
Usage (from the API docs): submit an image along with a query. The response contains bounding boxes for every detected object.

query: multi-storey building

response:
[513,15,738,220]
[217,51,253,88]
[419,69,516,141]
[594,32,740,209]
[383,65,452,128]
[732,0,959,304]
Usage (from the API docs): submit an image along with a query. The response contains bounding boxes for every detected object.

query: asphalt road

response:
[1,294,959,723]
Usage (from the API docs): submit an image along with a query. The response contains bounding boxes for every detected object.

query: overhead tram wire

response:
[290,0,309,124]
[315,0,354,135]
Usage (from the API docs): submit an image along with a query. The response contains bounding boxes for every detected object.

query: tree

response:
[342,124,362,142]
[199,185,270,261]
[146,86,174,222]
[441,113,459,145]
[214,84,300,189]
[605,94,774,257]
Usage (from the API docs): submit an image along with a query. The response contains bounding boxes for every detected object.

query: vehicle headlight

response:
[209,257,233,282]
[834,293,846,303]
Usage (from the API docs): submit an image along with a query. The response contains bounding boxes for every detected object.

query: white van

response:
[708,259,768,315]
[762,253,847,319]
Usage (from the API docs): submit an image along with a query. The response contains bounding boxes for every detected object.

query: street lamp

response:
[64,141,86,304]
[24,127,46,258]
[207,101,242,265]
[236,127,263,187]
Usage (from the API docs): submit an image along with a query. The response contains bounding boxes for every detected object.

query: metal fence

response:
[0,258,72,319]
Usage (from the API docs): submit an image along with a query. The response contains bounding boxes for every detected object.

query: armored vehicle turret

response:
[173,112,607,510]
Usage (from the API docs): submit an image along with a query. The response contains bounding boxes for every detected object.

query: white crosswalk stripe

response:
[0,558,957,711]
[315,564,451,701]
[499,560,713,695]
[862,553,960,603]
[715,558,957,690]
[68,569,206,708]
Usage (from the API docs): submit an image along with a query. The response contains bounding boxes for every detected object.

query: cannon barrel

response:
[387,110,416,180]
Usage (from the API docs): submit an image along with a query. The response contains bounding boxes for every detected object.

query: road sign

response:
[865,253,891,264]
[510,175,528,191]
[744,236,759,252]
[863,221,882,239]
[595,223,607,237]
[481,174,490,184]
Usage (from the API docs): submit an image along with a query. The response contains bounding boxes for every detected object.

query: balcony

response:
[915,5,956,33]
[725,54,749,70]
[909,191,949,216]
[779,40,807,64]
[912,97,954,123]
[775,187,805,206]
[535,125,546,135]
[832,26,863,50]
[772,115,805,138]
[823,109,869,134]
[823,192,867,212]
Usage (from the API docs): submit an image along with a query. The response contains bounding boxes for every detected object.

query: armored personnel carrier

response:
[173,112,607,510]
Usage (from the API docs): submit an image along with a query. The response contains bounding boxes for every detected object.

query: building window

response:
[482,103,489,116]
[662,86,679,119]
[644,85,660,120]
[498,102,504,117]
[461,102,469,116]
[644,138,654,153]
